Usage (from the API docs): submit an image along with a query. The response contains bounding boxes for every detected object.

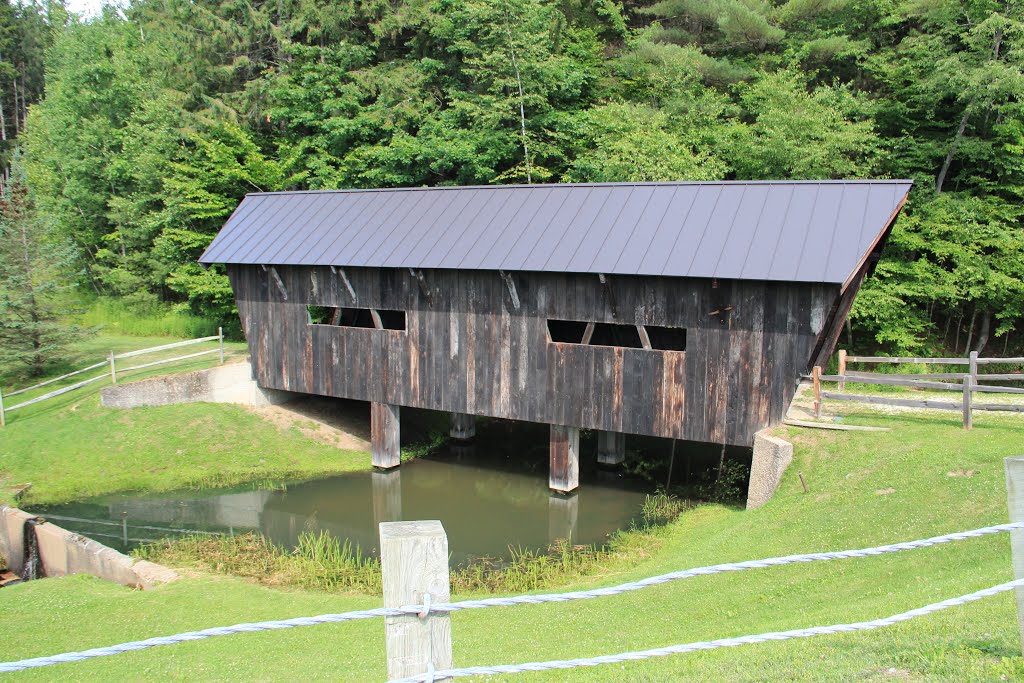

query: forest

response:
[0,0,1021,372]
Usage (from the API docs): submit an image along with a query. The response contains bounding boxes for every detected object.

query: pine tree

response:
[0,157,89,377]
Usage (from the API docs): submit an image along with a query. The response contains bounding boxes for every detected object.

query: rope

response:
[2,520,1022,673]
[389,577,1024,682]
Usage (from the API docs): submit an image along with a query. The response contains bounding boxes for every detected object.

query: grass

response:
[77,298,223,339]
[2,366,1024,679]
[0,333,368,506]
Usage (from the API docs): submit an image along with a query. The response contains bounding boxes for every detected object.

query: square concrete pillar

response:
[746,430,793,509]
[449,412,476,441]
[549,425,580,493]
[371,402,401,469]
[596,431,626,466]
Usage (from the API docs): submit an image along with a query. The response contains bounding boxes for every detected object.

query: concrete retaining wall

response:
[746,430,794,510]
[0,505,178,589]
[101,361,294,409]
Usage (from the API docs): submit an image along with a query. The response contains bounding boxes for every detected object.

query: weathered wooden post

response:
[596,431,626,466]
[372,402,401,469]
[838,350,847,391]
[0,387,6,428]
[962,373,973,430]
[1004,456,1024,655]
[218,327,225,365]
[812,366,822,418]
[380,520,452,681]
[549,425,580,493]
[449,413,476,441]
[109,351,118,384]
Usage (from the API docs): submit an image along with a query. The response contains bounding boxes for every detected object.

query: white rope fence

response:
[1,520,1022,674]
[390,576,1024,682]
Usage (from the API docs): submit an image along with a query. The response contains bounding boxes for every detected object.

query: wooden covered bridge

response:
[200,180,912,492]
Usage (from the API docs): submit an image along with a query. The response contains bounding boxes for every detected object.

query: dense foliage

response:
[4,0,1023,354]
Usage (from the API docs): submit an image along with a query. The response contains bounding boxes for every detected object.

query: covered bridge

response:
[200,180,912,492]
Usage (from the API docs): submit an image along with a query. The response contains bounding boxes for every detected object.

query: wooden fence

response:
[811,350,1024,429]
[0,330,226,427]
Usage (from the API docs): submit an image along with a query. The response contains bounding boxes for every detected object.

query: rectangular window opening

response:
[547,318,686,351]
[589,322,643,349]
[547,319,589,343]
[307,306,406,331]
[645,325,687,351]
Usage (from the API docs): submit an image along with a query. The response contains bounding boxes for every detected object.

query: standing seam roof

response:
[199,180,913,285]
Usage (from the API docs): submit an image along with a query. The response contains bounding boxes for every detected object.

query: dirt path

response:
[248,396,371,452]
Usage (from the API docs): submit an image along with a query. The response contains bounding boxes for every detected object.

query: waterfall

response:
[20,517,45,581]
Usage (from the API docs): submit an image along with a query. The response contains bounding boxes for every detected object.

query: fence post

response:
[380,520,453,681]
[109,351,117,385]
[962,373,973,430]
[218,327,225,365]
[812,366,822,418]
[0,387,5,428]
[1004,456,1024,655]
[969,350,978,384]
[838,350,847,392]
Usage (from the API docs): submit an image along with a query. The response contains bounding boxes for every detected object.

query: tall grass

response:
[137,492,693,596]
[78,298,220,338]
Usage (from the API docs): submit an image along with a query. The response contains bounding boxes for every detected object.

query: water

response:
[30,423,652,565]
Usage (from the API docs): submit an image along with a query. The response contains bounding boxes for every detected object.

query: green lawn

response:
[2,360,1024,680]
[1,334,368,506]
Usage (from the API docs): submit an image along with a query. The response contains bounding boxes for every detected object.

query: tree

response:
[0,157,88,377]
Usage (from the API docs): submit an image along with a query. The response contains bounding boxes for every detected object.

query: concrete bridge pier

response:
[371,402,401,469]
[549,425,580,493]
[449,412,476,441]
[596,431,626,466]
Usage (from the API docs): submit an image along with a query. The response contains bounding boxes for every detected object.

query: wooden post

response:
[838,350,847,392]
[109,351,117,384]
[218,327,225,365]
[449,413,476,441]
[0,386,6,428]
[596,431,625,466]
[371,402,401,468]
[380,520,453,681]
[1004,456,1024,655]
[969,350,979,385]
[549,424,580,493]
[962,373,973,430]
[812,366,822,418]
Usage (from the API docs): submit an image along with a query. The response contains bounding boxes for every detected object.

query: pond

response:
[29,419,654,565]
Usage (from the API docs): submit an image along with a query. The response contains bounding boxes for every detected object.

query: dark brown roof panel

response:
[200,180,912,285]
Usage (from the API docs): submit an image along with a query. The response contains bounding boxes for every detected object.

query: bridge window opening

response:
[307,306,406,331]
[547,319,686,351]
[645,325,687,351]
[589,322,643,349]
[547,319,589,343]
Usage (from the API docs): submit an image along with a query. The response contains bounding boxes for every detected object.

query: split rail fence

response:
[0,330,226,427]
[811,350,1024,429]
[4,456,1024,680]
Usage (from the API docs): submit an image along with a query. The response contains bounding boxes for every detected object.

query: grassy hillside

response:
[1,333,368,506]
[2,396,1023,680]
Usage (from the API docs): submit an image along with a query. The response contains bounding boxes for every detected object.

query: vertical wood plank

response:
[380,520,453,681]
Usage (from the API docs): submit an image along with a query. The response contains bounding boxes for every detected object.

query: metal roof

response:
[200,180,912,284]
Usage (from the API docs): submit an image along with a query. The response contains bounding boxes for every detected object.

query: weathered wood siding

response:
[228,265,836,446]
